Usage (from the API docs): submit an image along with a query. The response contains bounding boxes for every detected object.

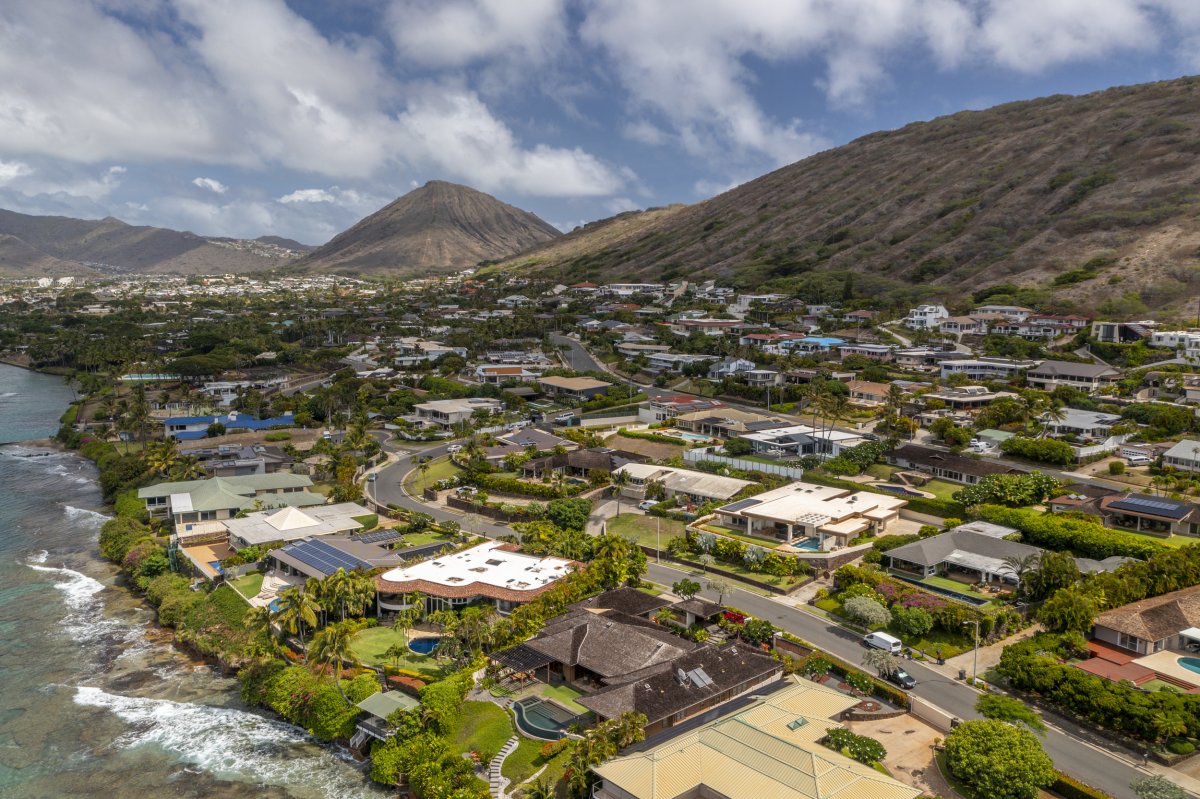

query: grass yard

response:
[922,480,963,502]
[1117,529,1196,549]
[501,737,572,788]
[918,574,994,600]
[403,456,462,493]
[815,595,972,657]
[535,683,588,715]
[696,523,782,548]
[865,464,900,480]
[606,513,687,548]
[229,572,263,600]
[402,530,456,546]
[350,627,445,679]
[451,701,514,759]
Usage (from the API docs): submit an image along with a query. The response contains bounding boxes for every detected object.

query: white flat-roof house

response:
[736,424,867,459]
[414,397,503,428]
[612,463,755,505]
[903,304,949,330]
[374,540,574,615]
[939,358,1039,381]
[711,481,906,549]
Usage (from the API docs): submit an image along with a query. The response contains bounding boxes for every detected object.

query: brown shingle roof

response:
[1095,584,1200,642]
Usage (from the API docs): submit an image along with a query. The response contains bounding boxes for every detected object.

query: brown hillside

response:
[298,180,561,277]
[495,76,1200,310]
[0,208,304,276]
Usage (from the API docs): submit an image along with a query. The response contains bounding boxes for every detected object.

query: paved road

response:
[642,560,1146,799]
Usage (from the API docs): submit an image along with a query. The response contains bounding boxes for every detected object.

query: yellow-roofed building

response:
[592,678,921,799]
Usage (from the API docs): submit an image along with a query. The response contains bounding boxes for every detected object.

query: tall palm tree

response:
[274,586,320,658]
[170,455,206,481]
[1001,553,1042,597]
[611,468,630,516]
[309,620,358,705]
[243,604,277,652]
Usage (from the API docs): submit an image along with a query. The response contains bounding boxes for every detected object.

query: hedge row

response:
[975,505,1165,560]
[617,427,692,446]
[1051,771,1116,799]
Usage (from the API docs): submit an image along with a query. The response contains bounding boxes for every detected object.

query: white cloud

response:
[192,177,228,194]
[279,188,336,204]
[604,197,640,214]
[387,0,567,67]
[978,0,1158,72]
[396,86,623,196]
[0,159,32,183]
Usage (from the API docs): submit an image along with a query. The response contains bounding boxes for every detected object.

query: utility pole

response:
[657,515,661,563]
[963,620,980,685]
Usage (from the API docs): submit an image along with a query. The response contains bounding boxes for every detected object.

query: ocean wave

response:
[26,561,105,611]
[74,687,385,799]
[62,505,110,525]
[29,549,49,564]
[24,560,143,657]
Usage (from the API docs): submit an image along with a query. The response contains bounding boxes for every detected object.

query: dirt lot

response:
[603,433,685,461]
[846,714,946,796]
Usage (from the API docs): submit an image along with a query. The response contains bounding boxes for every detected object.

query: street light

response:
[963,620,980,686]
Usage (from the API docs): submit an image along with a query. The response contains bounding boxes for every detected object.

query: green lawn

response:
[696,523,782,548]
[918,574,994,600]
[815,595,972,657]
[865,464,900,480]
[535,683,588,715]
[606,513,687,548]
[1115,529,1196,549]
[501,737,572,788]
[349,627,445,679]
[403,456,461,493]
[922,479,963,502]
[402,530,455,546]
[450,701,514,759]
[229,572,263,600]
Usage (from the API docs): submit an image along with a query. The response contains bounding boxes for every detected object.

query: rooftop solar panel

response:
[720,497,762,513]
[1109,496,1190,520]
[353,528,404,545]
[280,538,372,576]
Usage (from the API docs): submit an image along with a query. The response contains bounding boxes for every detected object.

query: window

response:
[1117,632,1141,652]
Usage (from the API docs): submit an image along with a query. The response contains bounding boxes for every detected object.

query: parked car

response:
[454,486,475,495]
[366,472,377,482]
[885,667,916,689]
[1125,454,1152,465]
[637,500,657,510]
[446,444,463,454]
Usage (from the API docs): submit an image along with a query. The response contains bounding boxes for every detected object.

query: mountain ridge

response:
[491,76,1200,311]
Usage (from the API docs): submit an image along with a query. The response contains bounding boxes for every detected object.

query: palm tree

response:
[170,455,206,481]
[611,468,630,516]
[524,778,555,799]
[324,568,352,621]
[309,620,358,705]
[1001,553,1042,597]
[243,605,277,650]
[274,586,320,658]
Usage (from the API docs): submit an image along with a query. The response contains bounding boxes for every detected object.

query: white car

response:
[446,444,463,454]
[637,500,657,511]
[1125,454,1152,465]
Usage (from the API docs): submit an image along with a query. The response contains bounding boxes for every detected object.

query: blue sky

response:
[0,0,1198,245]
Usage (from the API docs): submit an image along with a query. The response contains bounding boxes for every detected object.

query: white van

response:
[863,631,903,654]
[1125,455,1152,466]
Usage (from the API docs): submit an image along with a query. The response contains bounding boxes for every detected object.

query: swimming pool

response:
[408,636,440,655]
[792,537,823,551]
[1180,656,1200,675]
[673,432,710,442]
[871,483,926,497]
[513,697,577,740]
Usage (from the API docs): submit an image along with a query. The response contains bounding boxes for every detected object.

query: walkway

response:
[490,736,519,799]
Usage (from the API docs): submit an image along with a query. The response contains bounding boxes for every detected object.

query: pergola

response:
[491,643,555,685]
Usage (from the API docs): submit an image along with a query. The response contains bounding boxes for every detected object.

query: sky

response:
[1,1,1199,246]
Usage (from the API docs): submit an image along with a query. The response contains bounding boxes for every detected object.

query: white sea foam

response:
[74,687,385,799]
[62,505,109,525]
[26,562,105,611]
[29,549,48,564]
[25,560,142,655]
[0,391,17,398]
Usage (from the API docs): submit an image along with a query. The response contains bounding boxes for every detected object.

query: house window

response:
[1117,632,1141,652]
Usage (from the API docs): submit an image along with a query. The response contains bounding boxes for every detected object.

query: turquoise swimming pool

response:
[1179,656,1200,675]
[513,697,577,740]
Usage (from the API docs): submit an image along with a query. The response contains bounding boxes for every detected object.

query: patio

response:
[1132,650,1200,691]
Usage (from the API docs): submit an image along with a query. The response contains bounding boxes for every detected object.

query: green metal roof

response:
[356,690,418,719]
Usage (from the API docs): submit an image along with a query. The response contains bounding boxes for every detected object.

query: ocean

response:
[0,364,386,799]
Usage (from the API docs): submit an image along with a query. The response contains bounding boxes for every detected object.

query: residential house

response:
[892,347,961,372]
[846,380,891,406]
[973,304,1032,320]
[537,375,614,399]
[163,410,296,441]
[612,463,754,506]
[739,332,808,350]
[138,473,323,529]
[744,369,783,387]
[1026,360,1122,393]
[707,357,757,380]
[710,480,905,548]
[837,343,896,362]
[673,408,790,439]
[474,365,538,385]
[1092,584,1200,656]
[736,424,868,459]
[224,502,373,550]
[413,397,503,428]
[640,396,726,423]
[939,315,988,336]
[645,352,719,373]
[1163,439,1200,473]
[1091,320,1155,344]
[780,336,845,354]
[886,521,1129,587]
[886,444,1023,485]
[491,608,781,737]
[178,442,292,476]
[1041,408,1122,440]
[903,303,949,329]
[922,385,1019,411]
[1070,493,1200,538]
[939,357,1039,382]
[374,540,574,616]
[591,679,921,799]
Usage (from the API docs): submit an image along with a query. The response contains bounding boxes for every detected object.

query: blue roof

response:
[789,337,844,346]
[165,413,295,430]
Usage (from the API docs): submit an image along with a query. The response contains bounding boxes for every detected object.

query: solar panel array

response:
[688,667,715,688]
[353,528,404,545]
[281,538,372,576]
[721,497,762,513]
[1110,496,1190,519]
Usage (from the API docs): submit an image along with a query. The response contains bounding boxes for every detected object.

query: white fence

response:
[683,447,806,479]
